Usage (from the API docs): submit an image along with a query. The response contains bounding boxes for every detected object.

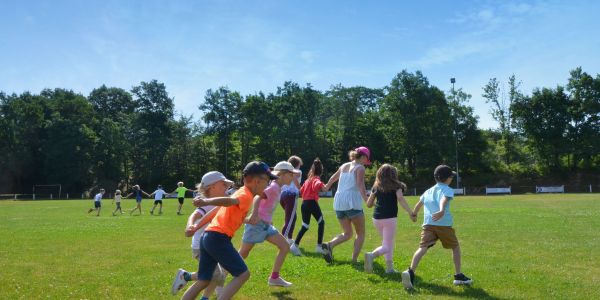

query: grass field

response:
[1,194,599,299]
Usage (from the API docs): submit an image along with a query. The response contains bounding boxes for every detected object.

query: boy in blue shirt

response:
[402,165,472,289]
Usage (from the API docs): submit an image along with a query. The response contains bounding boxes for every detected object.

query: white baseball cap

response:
[201,171,234,187]
[272,161,301,175]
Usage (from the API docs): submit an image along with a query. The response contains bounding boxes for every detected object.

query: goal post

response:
[32,184,62,200]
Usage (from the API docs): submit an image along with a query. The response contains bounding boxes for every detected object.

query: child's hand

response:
[185,225,196,237]
[432,210,445,221]
[193,197,206,207]
[410,213,417,222]
[244,214,259,225]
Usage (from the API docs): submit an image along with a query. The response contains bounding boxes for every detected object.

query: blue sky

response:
[1,0,599,129]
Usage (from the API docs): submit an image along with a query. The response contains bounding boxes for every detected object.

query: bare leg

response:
[350,215,365,262]
[410,247,429,271]
[266,233,290,273]
[452,245,462,274]
[328,218,353,248]
[181,280,210,300]
[238,243,255,259]
[217,270,250,300]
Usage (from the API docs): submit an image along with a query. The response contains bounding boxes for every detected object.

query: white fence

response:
[453,188,466,195]
[486,187,512,195]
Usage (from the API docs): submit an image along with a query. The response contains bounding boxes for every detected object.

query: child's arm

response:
[396,189,416,222]
[355,166,368,202]
[142,190,151,198]
[185,210,203,237]
[193,196,239,208]
[292,174,301,189]
[324,168,341,190]
[432,196,449,221]
[412,198,423,218]
[366,191,376,208]
[125,193,133,198]
[244,195,262,225]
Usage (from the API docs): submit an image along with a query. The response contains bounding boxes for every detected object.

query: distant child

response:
[149,185,167,215]
[401,165,472,289]
[172,171,234,300]
[290,158,330,256]
[126,185,150,215]
[112,189,123,216]
[238,161,300,288]
[173,161,277,300]
[364,164,415,274]
[87,189,105,216]
[171,181,193,215]
[321,146,371,264]
[279,155,303,244]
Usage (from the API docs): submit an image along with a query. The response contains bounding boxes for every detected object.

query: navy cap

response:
[243,161,278,180]
[434,165,457,181]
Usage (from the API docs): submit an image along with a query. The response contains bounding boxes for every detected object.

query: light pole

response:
[450,78,460,189]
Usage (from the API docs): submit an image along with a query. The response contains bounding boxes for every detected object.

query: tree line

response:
[1,68,598,195]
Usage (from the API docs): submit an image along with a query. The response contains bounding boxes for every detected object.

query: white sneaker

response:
[171,268,188,295]
[364,252,374,273]
[290,243,302,256]
[315,244,326,254]
[268,276,293,287]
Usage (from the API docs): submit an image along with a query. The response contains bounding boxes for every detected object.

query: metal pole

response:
[451,78,459,189]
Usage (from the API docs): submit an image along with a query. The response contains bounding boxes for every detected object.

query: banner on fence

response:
[486,187,511,195]
[453,188,465,195]
[536,186,565,193]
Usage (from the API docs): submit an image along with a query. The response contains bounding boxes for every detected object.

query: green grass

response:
[1,194,600,299]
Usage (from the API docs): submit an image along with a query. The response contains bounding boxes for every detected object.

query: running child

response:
[87,188,105,216]
[364,164,416,274]
[149,185,167,215]
[173,171,234,300]
[401,165,472,289]
[290,158,330,256]
[321,146,371,264]
[238,161,300,287]
[171,181,193,215]
[126,185,150,215]
[172,161,277,300]
[112,189,123,216]
[279,156,303,244]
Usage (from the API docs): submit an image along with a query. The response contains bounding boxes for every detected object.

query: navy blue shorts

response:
[94,201,101,208]
[154,200,163,205]
[178,197,184,204]
[198,231,248,280]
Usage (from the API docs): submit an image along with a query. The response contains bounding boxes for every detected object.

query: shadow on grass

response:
[271,290,296,300]
[410,279,504,300]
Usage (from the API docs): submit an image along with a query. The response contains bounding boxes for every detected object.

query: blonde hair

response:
[115,189,121,195]
[177,181,183,186]
[348,150,363,161]
[372,164,407,193]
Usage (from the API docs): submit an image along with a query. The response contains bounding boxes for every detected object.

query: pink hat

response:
[355,146,371,165]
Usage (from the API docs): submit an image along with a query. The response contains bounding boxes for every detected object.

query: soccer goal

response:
[32,184,62,200]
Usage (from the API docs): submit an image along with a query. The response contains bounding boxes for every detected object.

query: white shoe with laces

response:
[268,276,293,287]
[290,243,302,256]
[315,244,326,254]
[171,268,188,295]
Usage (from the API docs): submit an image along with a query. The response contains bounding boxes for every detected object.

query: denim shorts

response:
[242,220,279,244]
[335,209,364,220]
[198,231,248,280]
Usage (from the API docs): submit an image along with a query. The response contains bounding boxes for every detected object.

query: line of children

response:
[290,158,330,256]
[172,161,278,300]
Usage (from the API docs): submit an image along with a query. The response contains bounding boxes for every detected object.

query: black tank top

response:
[373,190,398,219]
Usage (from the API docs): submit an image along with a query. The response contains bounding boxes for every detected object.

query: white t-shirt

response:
[281,169,302,195]
[191,205,217,249]
[153,189,167,200]
[94,193,103,202]
[114,195,122,203]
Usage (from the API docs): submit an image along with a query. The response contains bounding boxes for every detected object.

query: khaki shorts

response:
[419,225,459,249]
